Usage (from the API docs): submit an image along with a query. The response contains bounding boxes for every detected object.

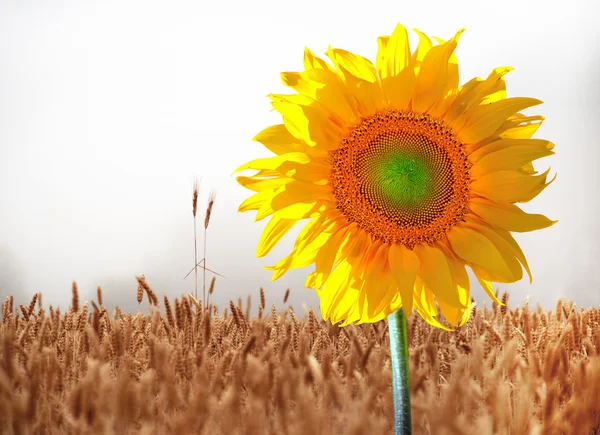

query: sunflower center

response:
[331,110,471,249]
[370,152,431,206]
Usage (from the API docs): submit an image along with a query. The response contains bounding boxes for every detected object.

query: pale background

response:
[1,0,598,315]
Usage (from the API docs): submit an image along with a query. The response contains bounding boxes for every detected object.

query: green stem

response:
[388,308,412,435]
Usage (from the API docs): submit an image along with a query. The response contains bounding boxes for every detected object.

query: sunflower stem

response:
[388,308,412,435]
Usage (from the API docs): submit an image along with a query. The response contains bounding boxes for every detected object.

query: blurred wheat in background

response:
[1,282,599,434]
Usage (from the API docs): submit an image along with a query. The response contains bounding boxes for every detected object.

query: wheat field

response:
[1,280,599,435]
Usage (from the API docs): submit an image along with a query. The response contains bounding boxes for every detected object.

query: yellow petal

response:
[254,181,331,221]
[264,214,344,279]
[235,176,293,192]
[348,229,370,263]
[381,67,416,111]
[376,35,390,78]
[387,291,403,314]
[470,143,555,178]
[474,275,504,305]
[447,225,520,282]
[464,219,524,281]
[414,243,461,308]
[437,298,471,328]
[380,23,410,79]
[412,29,464,114]
[289,232,331,270]
[493,228,534,284]
[412,278,454,331]
[232,152,311,175]
[280,68,357,124]
[470,167,556,203]
[469,66,512,105]
[313,225,352,288]
[253,169,280,178]
[465,114,545,156]
[303,47,335,72]
[446,67,513,127]
[339,290,364,326]
[373,282,403,319]
[256,216,298,258]
[442,77,483,126]
[279,162,330,184]
[363,243,392,318]
[350,234,378,281]
[431,35,459,95]
[443,251,471,307]
[319,259,355,321]
[252,124,327,158]
[410,29,433,74]
[272,202,321,221]
[326,47,378,83]
[499,114,545,140]
[269,94,342,149]
[467,138,552,164]
[354,80,387,116]
[470,263,516,285]
[428,86,459,120]
[388,243,420,318]
[469,197,558,233]
[238,190,270,212]
[458,300,473,326]
[458,97,543,144]
[519,161,537,175]
[255,194,317,221]
[269,182,332,211]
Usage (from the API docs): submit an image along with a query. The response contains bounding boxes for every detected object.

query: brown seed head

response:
[137,281,144,305]
[97,285,103,306]
[164,296,175,330]
[500,291,509,315]
[204,190,216,229]
[230,300,241,328]
[192,177,200,218]
[260,287,265,310]
[136,274,159,307]
[71,282,79,313]
[27,293,38,318]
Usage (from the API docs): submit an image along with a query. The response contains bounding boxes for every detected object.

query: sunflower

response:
[234,23,556,330]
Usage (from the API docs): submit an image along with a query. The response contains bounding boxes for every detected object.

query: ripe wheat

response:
[1,287,599,434]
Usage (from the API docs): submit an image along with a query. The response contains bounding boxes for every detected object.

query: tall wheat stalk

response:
[203,190,216,308]
[192,178,200,301]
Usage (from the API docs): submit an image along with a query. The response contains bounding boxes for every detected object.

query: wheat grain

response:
[260,287,265,310]
[136,275,159,307]
[71,282,79,313]
[97,285,103,306]
[204,190,216,230]
[137,281,144,305]
[27,294,38,318]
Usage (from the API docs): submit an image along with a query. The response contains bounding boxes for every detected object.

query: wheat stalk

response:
[192,177,200,301]
[203,190,216,308]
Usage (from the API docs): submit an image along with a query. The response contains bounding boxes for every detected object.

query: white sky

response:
[1,0,599,314]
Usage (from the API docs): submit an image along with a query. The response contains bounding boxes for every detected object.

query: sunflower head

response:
[234,23,557,330]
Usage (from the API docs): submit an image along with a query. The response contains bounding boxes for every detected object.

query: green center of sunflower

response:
[371,152,431,207]
[330,110,472,248]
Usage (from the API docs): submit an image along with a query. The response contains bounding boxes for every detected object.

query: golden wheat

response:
[1,286,600,435]
[192,177,201,301]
